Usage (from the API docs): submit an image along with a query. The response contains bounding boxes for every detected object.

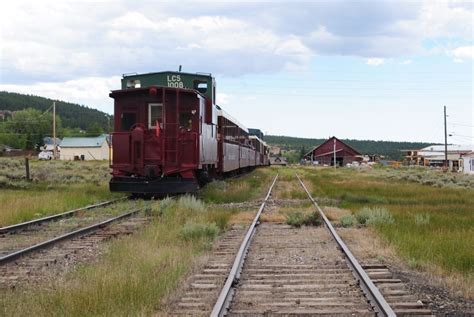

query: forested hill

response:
[0,91,109,130]
[265,135,432,160]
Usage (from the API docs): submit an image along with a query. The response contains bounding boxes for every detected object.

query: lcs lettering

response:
[167,75,184,88]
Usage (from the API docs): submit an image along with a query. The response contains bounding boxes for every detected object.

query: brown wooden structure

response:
[305,136,361,167]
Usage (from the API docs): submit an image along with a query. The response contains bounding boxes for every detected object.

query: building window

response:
[148,103,163,129]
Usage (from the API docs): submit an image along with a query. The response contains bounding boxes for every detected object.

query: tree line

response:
[0,92,111,150]
[264,135,433,160]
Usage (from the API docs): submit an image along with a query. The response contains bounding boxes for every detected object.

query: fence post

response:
[25,157,30,181]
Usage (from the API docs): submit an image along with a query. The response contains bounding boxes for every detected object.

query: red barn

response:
[305,137,361,166]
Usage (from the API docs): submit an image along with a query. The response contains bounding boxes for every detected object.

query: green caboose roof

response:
[122,71,216,104]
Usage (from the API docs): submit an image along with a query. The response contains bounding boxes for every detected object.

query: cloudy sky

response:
[0,0,472,144]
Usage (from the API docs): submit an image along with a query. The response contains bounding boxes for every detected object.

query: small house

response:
[60,134,110,161]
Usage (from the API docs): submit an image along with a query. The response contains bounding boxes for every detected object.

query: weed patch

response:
[340,214,356,227]
[285,211,322,228]
[180,222,219,242]
[355,207,394,226]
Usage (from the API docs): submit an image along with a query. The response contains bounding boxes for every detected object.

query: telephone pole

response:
[53,102,57,159]
[333,137,336,169]
[444,106,448,170]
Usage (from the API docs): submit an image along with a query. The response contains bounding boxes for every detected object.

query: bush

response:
[156,197,175,217]
[285,211,305,228]
[178,195,205,212]
[414,213,430,225]
[355,207,372,224]
[303,212,322,226]
[285,211,322,228]
[355,207,394,226]
[340,214,356,227]
[180,222,219,242]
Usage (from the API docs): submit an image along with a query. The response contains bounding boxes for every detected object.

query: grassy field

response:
[0,158,121,226]
[304,167,473,296]
[1,165,472,315]
[0,168,273,316]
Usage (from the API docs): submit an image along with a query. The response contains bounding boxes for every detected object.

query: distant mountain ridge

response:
[0,91,109,130]
[264,135,433,160]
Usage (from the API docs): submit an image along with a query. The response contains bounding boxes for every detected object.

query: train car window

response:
[126,79,141,88]
[148,103,163,128]
[194,80,207,94]
[121,112,136,131]
[180,112,193,130]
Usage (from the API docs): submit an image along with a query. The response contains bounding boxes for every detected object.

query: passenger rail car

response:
[109,71,269,195]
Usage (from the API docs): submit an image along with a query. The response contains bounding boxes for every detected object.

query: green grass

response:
[0,195,232,316]
[200,168,274,203]
[0,158,121,226]
[305,168,474,281]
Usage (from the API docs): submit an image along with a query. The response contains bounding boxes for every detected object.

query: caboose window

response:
[121,112,136,131]
[148,103,163,129]
[193,80,208,94]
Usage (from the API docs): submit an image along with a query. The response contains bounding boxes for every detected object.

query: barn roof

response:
[60,134,108,148]
[305,136,361,157]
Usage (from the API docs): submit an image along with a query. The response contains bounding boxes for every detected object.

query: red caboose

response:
[109,72,218,194]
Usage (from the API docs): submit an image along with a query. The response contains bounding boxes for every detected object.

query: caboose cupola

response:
[121,71,216,106]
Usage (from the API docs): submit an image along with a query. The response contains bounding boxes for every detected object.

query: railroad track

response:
[0,198,124,234]
[0,200,146,287]
[171,173,432,316]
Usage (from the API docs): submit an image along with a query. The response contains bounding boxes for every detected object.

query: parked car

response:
[38,151,53,160]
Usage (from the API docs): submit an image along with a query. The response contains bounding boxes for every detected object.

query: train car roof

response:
[109,86,205,98]
[249,135,268,146]
[217,108,249,133]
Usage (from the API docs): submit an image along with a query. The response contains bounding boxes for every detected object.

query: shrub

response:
[180,222,219,242]
[178,195,205,212]
[366,207,394,225]
[285,211,322,228]
[340,214,356,228]
[157,197,175,217]
[355,207,394,226]
[355,207,372,224]
[303,212,322,226]
[414,213,430,225]
[285,211,305,228]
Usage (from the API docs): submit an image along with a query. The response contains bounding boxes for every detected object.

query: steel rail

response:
[296,174,396,317]
[210,174,279,317]
[0,208,141,265]
[0,198,125,234]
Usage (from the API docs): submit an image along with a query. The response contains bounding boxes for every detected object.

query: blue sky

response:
[0,0,472,144]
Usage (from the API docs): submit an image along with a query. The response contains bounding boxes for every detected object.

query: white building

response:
[460,152,474,175]
[417,144,473,171]
[60,135,110,161]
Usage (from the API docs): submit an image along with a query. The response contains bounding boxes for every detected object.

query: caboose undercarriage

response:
[110,175,199,194]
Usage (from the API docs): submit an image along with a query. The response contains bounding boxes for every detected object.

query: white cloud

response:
[0,0,472,86]
[366,58,385,66]
[400,59,413,65]
[450,45,474,61]
[0,76,120,113]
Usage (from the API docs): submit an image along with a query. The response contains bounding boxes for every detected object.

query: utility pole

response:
[53,102,57,159]
[333,137,336,169]
[444,105,448,170]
